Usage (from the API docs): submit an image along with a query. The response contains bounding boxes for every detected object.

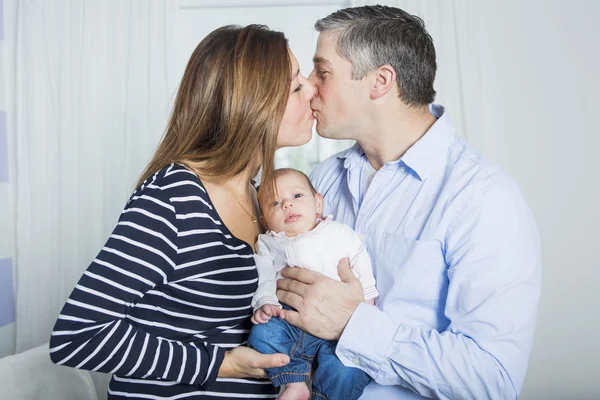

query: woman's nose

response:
[308,68,317,85]
[305,79,318,100]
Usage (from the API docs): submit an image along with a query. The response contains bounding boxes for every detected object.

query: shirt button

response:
[353,358,361,366]
[400,166,406,173]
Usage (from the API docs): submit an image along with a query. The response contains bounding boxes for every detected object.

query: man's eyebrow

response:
[313,56,332,67]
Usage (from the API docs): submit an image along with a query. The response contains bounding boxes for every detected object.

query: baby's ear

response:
[315,192,324,218]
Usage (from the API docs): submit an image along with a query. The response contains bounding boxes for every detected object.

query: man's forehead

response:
[314,33,342,66]
[313,56,332,67]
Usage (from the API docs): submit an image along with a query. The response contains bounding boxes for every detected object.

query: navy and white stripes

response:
[50,163,277,399]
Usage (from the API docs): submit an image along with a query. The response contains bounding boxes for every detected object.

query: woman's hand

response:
[218,346,289,378]
[251,304,284,324]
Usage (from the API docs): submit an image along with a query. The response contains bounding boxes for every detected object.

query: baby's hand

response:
[251,304,284,324]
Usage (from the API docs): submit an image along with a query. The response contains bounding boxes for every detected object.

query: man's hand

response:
[251,304,284,324]
[276,258,364,340]
[218,346,289,378]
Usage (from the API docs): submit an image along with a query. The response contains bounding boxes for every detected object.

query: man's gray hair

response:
[315,5,437,106]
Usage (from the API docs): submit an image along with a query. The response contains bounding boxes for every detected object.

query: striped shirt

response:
[50,163,278,399]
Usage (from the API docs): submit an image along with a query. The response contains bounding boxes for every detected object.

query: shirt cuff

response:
[335,303,398,381]
[200,344,226,389]
[363,286,379,301]
[252,296,281,312]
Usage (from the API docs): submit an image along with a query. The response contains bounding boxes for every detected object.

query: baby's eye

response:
[293,193,303,199]
[272,201,280,207]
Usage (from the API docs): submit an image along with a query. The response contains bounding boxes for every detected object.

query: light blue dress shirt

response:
[309,105,541,399]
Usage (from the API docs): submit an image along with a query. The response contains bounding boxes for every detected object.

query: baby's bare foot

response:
[278,382,309,400]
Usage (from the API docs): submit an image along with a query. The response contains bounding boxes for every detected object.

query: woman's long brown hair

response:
[136,25,290,198]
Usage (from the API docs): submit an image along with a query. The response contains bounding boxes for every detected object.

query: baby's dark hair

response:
[258,168,317,201]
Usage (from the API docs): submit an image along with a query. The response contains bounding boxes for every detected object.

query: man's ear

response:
[315,192,324,218]
[369,64,396,100]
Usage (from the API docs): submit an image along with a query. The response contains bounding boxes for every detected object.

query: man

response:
[276,5,541,399]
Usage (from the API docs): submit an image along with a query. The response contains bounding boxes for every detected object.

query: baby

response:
[247,168,378,400]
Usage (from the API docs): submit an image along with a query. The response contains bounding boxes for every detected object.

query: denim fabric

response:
[248,305,371,400]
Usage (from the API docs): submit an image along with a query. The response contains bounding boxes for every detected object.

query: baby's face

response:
[259,172,323,237]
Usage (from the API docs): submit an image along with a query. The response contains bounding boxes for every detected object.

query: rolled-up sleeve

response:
[251,236,281,311]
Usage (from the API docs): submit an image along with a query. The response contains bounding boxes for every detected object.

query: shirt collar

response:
[266,215,333,238]
[336,142,364,169]
[400,104,455,180]
[338,104,456,180]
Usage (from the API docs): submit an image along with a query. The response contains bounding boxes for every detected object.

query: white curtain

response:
[350,0,484,141]
[15,0,179,353]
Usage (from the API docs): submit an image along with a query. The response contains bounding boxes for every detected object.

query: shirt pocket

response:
[375,233,447,306]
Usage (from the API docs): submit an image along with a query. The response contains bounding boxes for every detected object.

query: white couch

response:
[0,342,97,400]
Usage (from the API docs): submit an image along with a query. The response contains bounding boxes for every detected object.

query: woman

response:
[49,24,317,399]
